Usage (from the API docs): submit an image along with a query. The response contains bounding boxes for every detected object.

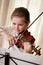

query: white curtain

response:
[0,0,43,65]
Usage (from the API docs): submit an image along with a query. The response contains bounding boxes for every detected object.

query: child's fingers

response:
[8,39,15,46]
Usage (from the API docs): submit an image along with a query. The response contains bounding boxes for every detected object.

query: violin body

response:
[23,30,35,44]
[16,30,35,48]
[15,30,41,55]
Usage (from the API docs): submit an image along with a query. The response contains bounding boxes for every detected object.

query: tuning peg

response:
[38,48,41,50]
[36,46,39,48]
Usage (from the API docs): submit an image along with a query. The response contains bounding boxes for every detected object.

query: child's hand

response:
[7,34,16,47]
[24,42,33,53]
[0,30,16,47]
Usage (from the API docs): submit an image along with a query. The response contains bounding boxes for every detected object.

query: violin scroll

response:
[32,46,41,55]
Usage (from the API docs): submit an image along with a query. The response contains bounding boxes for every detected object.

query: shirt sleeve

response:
[0,26,12,33]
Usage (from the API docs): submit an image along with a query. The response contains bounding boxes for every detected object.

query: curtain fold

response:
[0,0,9,26]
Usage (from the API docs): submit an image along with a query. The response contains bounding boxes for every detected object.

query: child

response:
[0,7,35,54]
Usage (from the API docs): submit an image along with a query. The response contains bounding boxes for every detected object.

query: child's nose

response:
[16,25,19,30]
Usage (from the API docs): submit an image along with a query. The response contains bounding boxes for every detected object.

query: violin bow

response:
[27,12,43,29]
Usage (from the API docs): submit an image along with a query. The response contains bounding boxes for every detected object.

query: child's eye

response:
[19,24,23,26]
[13,23,16,25]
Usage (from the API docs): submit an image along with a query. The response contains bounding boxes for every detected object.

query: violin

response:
[15,30,41,55]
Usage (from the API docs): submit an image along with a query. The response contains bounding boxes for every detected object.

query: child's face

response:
[11,16,27,34]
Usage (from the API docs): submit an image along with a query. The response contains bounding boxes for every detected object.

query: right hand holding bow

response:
[0,30,17,47]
